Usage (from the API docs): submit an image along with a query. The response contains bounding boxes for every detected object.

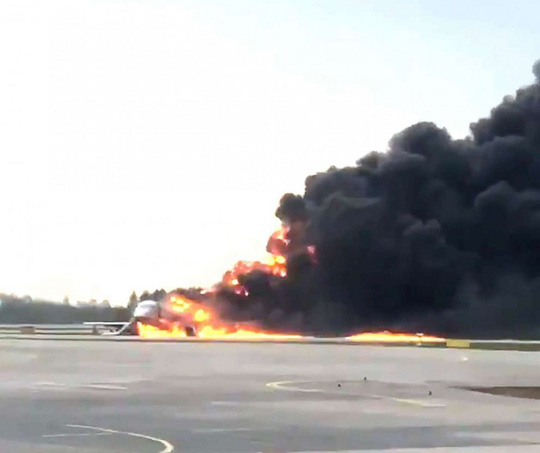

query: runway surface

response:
[0,339,539,452]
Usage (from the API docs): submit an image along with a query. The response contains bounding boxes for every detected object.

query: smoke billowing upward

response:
[167,61,540,339]
[271,60,540,338]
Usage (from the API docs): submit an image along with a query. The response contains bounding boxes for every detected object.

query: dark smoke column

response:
[273,61,540,339]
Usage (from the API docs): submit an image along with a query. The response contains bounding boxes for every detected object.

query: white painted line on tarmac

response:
[43,432,112,438]
[66,424,174,453]
[33,382,127,391]
[266,380,324,393]
[266,380,447,408]
[82,384,128,390]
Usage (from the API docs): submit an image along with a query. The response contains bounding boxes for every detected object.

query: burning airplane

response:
[92,61,540,340]
[89,226,308,339]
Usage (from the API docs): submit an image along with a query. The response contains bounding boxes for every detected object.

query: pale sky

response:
[1,0,539,304]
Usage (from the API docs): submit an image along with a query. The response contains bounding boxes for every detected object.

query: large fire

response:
[137,322,302,340]
[138,289,302,340]
[137,226,302,340]
[136,225,444,343]
[223,228,288,288]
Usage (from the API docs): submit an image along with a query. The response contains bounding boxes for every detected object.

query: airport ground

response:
[0,338,540,452]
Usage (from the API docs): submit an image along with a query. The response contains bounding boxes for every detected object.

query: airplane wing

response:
[83,321,136,335]
[83,322,129,327]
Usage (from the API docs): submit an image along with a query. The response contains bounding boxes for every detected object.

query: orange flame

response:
[346,331,445,343]
[137,321,302,340]
[138,322,188,338]
[136,225,442,343]
[137,228,301,340]
[137,291,303,340]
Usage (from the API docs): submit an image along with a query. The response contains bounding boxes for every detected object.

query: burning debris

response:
[139,61,540,340]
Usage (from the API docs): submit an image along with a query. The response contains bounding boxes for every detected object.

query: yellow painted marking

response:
[66,424,174,453]
[377,396,446,408]
[446,339,471,348]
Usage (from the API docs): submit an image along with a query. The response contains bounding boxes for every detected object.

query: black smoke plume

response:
[271,61,540,338]
[169,61,540,338]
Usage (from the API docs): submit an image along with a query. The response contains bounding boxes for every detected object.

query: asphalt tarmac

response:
[1,339,540,452]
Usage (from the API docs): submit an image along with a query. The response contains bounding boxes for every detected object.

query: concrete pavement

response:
[0,339,539,452]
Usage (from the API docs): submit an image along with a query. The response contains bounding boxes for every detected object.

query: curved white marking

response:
[66,424,174,452]
[43,432,111,438]
[266,380,446,408]
[266,380,323,393]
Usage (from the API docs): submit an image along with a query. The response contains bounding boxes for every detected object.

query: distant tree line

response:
[0,294,131,324]
[139,289,168,303]
[0,287,202,325]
